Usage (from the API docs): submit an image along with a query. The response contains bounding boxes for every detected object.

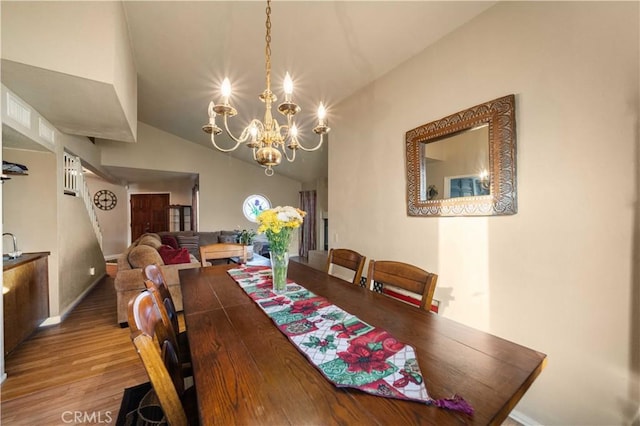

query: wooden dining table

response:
[180,261,546,425]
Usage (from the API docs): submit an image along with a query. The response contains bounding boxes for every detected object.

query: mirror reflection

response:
[405,94,517,217]
[423,125,489,200]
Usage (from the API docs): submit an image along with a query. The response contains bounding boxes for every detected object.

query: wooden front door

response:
[130,193,170,241]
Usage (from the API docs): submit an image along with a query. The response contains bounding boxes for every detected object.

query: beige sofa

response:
[114,233,200,326]
[114,230,270,325]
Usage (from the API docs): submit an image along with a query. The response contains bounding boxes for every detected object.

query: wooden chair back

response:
[144,264,179,334]
[128,291,188,426]
[366,260,438,312]
[144,266,192,374]
[326,248,366,286]
[144,263,167,288]
[128,287,176,350]
[199,243,246,267]
[144,279,180,341]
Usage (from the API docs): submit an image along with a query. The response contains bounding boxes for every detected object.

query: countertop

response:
[3,252,50,272]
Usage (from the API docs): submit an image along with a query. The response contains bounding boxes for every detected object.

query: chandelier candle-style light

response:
[202,0,330,176]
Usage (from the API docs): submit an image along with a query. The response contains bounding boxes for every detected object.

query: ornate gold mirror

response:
[406,94,517,216]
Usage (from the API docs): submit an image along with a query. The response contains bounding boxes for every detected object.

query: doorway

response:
[130,193,170,241]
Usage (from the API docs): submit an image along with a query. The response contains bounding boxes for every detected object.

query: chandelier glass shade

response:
[202,0,330,176]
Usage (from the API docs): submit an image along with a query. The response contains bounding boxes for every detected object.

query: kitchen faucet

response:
[3,233,21,259]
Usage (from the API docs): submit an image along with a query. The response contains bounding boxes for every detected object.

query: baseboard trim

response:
[509,409,540,426]
[40,274,106,327]
[40,316,62,327]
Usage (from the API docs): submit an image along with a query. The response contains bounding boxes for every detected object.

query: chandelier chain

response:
[265,0,272,92]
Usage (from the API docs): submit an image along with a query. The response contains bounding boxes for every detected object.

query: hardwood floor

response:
[1,276,148,425]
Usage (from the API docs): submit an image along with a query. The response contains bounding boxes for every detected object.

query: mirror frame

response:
[406,94,517,217]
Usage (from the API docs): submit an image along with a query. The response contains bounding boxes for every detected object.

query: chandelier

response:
[202,0,330,176]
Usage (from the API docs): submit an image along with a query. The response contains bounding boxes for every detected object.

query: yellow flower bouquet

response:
[256,206,306,293]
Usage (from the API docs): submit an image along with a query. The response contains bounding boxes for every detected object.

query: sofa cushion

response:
[196,232,220,246]
[177,235,200,258]
[161,235,179,249]
[158,245,191,265]
[138,233,161,242]
[218,234,237,243]
[128,244,164,268]
[138,235,162,250]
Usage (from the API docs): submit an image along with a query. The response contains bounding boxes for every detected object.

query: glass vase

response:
[245,244,254,260]
[269,250,289,294]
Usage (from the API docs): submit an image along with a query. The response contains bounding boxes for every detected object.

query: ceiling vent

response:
[38,118,55,144]
[6,92,31,129]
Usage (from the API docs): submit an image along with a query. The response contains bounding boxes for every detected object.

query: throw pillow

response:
[161,235,179,249]
[177,235,200,258]
[158,245,191,265]
[218,234,237,243]
[128,244,164,268]
[197,232,220,246]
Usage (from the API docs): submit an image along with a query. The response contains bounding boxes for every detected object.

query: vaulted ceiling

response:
[2,1,495,183]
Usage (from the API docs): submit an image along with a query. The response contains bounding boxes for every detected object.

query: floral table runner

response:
[227,266,473,415]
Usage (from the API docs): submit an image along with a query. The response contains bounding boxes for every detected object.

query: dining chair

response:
[325,248,366,286]
[144,264,183,332]
[144,276,192,375]
[366,260,438,312]
[128,290,198,426]
[130,283,191,371]
[199,243,247,267]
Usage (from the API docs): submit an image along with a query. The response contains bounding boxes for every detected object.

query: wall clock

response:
[242,194,271,222]
[93,189,117,211]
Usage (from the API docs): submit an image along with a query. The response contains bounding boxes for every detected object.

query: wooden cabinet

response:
[169,205,192,232]
[3,252,50,355]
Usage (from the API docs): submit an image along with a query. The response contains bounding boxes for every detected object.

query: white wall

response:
[2,145,105,319]
[2,2,114,83]
[110,1,137,141]
[2,148,57,310]
[85,174,128,259]
[54,132,109,318]
[1,1,137,142]
[2,87,108,319]
[330,2,638,424]
[98,122,303,254]
[57,189,105,310]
